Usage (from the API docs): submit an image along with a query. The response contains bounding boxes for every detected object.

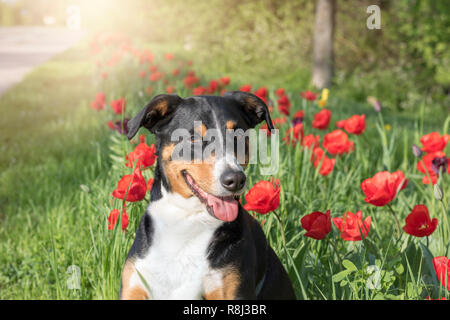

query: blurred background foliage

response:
[1,0,448,113]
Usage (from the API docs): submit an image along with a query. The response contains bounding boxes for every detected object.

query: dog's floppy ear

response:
[224,91,274,130]
[127,94,183,139]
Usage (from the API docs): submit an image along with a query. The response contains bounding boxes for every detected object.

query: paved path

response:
[0,26,85,94]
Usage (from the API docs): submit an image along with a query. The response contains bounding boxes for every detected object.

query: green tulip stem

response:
[327,237,343,267]
[387,203,401,238]
[272,210,289,265]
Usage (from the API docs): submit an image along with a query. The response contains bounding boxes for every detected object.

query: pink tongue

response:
[207,194,238,222]
[185,174,238,222]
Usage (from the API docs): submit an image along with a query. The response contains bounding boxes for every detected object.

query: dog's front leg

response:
[202,267,255,300]
[119,259,150,300]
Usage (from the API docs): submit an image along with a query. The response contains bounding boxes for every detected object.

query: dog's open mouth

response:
[182,171,239,222]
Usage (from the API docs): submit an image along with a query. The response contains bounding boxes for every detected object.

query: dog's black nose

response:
[220,170,246,192]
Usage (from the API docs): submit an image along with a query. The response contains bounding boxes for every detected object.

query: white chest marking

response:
[131,187,223,300]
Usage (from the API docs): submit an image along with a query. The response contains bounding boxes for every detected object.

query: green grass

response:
[0,37,448,300]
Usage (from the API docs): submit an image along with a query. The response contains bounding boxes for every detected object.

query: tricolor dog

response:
[119,91,295,300]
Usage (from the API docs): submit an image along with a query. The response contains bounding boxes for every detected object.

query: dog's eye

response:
[190,135,202,143]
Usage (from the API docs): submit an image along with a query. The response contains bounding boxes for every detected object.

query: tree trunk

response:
[312,0,336,89]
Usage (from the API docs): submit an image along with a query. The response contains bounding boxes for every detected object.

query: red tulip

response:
[91,100,103,111]
[426,296,447,300]
[147,178,154,191]
[417,151,449,184]
[240,84,252,92]
[336,114,366,135]
[302,134,320,149]
[310,147,335,176]
[278,95,290,106]
[323,129,354,155]
[420,132,450,153]
[91,92,106,111]
[111,98,126,115]
[172,68,180,76]
[112,167,147,202]
[293,110,304,120]
[166,86,175,94]
[301,210,332,240]
[125,135,157,169]
[164,53,174,60]
[275,88,285,97]
[220,77,230,86]
[142,50,153,63]
[254,87,268,104]
[361,170,408,207]
[149,71,162,82]
[312,109,331,130]
[402,205,438,237]
[433,256,450,291]
[243,179,280,214]
[332,211,371,241]
[193,86,207,95]
[208,80,219,93]
[283,123,304,146]
[278,104,290,116]
[277,95,291,116]
[108,119,130,135]
[183,75,200,88]
[292,111,304,126]
[108,207,129,231]
[300,90,317,101]
[274,117,287,126]
[96,92,106,105]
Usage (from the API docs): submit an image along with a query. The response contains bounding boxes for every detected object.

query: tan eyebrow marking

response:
[226,120,236,130]
[195,123,207,137]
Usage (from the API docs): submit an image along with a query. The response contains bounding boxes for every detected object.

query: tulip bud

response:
[292,117,303,126]
[431,156,447,175]
[367,96,381,112]
[412,144,422,158]
[433,184,443,201]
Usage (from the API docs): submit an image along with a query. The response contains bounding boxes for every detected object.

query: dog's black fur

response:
[120,91,296,300]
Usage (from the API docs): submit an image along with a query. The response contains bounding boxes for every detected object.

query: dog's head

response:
[128,91,273,222]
